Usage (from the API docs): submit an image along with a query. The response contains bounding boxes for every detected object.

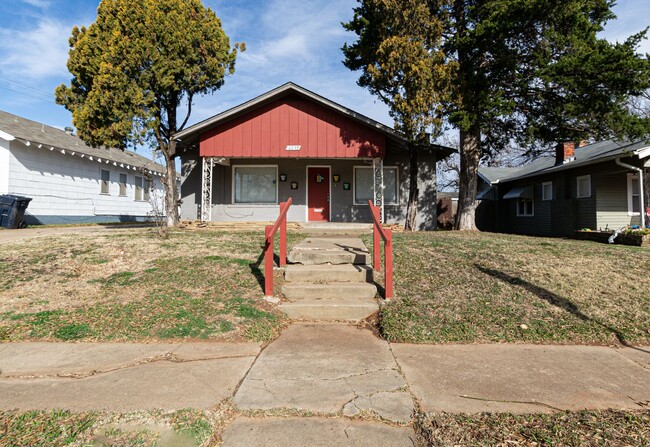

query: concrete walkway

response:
[1,326,649,444]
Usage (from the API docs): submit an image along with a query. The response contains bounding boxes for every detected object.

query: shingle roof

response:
[478,140,650,184]
[0,110,165,174]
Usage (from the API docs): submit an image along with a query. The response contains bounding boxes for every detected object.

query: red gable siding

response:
[199,99,385,158]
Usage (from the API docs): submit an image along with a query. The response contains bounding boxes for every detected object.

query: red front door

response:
[307,167,330,222]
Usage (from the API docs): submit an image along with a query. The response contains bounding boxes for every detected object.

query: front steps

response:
[279,237,379,321]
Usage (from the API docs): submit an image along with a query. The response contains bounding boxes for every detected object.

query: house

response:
[175,82,454,229]
[477,140,650,236]
[0,110,165,225]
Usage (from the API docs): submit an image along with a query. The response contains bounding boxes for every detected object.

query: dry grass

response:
[415,410,650,447]
[0,228,304,342]
[377,232,650,345]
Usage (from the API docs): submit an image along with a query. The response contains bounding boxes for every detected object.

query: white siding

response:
[7,140,163,222]
[0,139,9,194]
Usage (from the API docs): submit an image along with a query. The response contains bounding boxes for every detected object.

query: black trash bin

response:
[0,195,33,229]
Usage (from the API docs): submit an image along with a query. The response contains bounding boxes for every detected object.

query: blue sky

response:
[0,0,648,142]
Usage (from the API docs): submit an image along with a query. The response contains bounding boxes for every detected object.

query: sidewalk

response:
[1,325,649,445]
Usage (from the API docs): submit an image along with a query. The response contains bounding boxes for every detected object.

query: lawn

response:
[0,228,303,342]
[377,231,650,345]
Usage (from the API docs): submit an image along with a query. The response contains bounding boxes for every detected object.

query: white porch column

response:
[201,157,214,222]
[372,157,384,223]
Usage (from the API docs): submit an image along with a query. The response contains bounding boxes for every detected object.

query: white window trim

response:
[541,181,553,201]
[352,165,399,206]
[231,164,279,205]
[627,173,640,216]
[576,175,591,198]
[516,198,534,217]
[100,169,111,195]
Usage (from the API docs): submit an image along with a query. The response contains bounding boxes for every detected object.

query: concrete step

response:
[284,264,373,283]
[278,296,379,321]
[287,237,370,266]
[282,282,377,301]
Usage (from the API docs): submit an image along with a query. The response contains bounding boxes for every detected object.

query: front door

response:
[307,166,330,222]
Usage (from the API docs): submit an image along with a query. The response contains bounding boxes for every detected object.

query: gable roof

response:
[479,140,650,184]
[175,82,455,158]
[0,110,165,175]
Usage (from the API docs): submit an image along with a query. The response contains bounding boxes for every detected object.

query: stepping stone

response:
[221,417,415,447]
[234,324,413,423]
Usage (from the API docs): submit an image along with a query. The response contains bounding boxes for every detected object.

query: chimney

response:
[64,127,74,136]
[555,142,575,165]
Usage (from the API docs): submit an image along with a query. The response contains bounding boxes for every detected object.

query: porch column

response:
[200,157,215,222]
[372,158,384,223]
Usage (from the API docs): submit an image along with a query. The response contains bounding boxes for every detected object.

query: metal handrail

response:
[368,200,393,299]
[264,197,293,297]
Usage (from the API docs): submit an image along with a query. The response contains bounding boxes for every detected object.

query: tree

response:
[344,0,650,230]
[56,0,242,226]
[342,0,452,230]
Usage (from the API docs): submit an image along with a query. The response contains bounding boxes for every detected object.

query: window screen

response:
[234,166,277,203]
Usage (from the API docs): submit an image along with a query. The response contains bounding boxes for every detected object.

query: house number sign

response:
[285,145,301,151]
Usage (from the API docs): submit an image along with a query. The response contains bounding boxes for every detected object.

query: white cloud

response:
[0,18,72,80]
[22,0,51,9]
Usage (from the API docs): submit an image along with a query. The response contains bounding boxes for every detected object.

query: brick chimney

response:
[555,142,575,165]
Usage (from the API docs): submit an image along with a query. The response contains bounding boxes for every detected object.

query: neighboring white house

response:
[0,109,165,225]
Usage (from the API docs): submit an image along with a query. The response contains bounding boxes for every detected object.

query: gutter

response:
[615,158,646,228]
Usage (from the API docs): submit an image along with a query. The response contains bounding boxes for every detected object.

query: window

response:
[517,199,534,216]
[233,166,278,203]
[135,176,143,201]
[100,169,110,194]
[144,178,151,202]
[119,173,127,196]
[542,181,553,201]
[576,175,591,198]
[628,173,641,215]
[354,166,398,205]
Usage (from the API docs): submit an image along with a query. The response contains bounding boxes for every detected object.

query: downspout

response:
[615,158,646,228]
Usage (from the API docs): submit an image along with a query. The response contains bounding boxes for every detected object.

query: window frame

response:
[516,198,534,217]
[627,173,641,216]
[118,173,127,197]
[134,175,144,201]
[231,165,279,205]
[576,175,591,198]
[352,166,399,206]
[541,181,553,201]
[100,169,110,195]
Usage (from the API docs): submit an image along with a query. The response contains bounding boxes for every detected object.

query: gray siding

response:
[491,160,640,237]
[179,149,438,228]
[596,171,639,229]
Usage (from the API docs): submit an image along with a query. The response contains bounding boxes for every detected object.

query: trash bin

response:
[0,195,32,229]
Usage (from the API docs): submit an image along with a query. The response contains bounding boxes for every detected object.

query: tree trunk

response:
[405,145,418,231]
[455,125,481,230]
[161,142,180,227]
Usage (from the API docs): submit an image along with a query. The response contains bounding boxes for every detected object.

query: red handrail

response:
[368,200,393,299]
[264,197,293,297]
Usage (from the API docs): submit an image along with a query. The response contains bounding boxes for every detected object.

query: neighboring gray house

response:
[477,140,650,236]
[175,83,454,229]
[0,110,165,225]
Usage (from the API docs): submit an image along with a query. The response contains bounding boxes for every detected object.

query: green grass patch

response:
[0,410,97,447]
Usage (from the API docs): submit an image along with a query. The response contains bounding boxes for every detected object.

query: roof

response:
[175,82,455,158]
[478,140,650,185]
[0,110,165,175]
